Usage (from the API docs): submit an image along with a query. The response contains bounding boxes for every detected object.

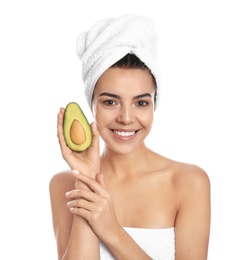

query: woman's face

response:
[92,68,156,154]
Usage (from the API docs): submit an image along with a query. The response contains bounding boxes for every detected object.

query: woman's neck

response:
[100,143,151,180]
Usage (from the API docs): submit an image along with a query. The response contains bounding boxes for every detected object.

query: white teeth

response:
[114,131,135,137]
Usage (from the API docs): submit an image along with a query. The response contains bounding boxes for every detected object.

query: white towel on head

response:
[76,14,161,108]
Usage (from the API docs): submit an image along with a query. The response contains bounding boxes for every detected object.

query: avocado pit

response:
[70,119,86,145]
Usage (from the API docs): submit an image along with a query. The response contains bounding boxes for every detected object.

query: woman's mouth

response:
[111,129,139,138]
[113,130,136,137]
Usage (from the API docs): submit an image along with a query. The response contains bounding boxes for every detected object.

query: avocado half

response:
[63,102,92,152]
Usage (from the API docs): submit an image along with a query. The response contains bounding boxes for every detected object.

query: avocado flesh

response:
[63,102,92,152]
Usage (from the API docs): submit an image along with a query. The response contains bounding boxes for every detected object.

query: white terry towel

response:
[76,14,161,108]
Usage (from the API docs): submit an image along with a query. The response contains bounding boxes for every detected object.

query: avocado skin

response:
[63,102,92,152]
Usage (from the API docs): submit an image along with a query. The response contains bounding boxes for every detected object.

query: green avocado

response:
[63,102,92,152]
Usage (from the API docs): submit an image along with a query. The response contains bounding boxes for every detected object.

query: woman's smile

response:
[111,129,139,140]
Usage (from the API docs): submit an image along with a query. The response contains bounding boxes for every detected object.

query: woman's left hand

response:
[65,170,121,241]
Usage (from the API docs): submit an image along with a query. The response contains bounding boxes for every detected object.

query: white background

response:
[0,0,241,259]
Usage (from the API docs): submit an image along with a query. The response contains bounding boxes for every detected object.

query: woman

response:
[49,14,210,260]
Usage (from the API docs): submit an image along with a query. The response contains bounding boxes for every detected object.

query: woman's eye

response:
[103,100,117,106]
[136,100,148,106]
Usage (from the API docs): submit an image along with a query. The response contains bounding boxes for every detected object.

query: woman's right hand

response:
[57,107,100,178]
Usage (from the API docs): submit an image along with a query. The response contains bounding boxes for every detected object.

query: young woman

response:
[49,15,210,260]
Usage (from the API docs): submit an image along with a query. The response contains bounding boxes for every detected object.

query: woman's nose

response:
[116,106,135,125]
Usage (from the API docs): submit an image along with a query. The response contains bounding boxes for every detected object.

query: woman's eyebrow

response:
[99,92,120,99]
[133,93,152,99]
[99,92,152,99]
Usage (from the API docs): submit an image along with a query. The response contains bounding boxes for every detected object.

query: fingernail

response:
[72,169,79,175]
[65,191,70,197]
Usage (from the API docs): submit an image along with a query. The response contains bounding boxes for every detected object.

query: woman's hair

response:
[111,54,158,104]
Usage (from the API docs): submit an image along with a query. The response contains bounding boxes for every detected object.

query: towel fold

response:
[76,14,161,108]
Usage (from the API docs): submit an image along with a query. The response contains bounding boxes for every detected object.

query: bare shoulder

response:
[149,152,210,199]
[152,152,210,186]
[172,160,210,190]
[152,151,210,193]
[49,170,76,225]
[167,159,211,207]
[49,170,76,196]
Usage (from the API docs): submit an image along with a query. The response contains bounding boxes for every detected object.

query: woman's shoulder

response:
[173,160,209,186]
[153,152,210,191]
[49,170,76,194]
[166,158,210,198]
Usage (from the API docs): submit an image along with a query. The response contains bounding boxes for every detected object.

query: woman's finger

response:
[67,197,96,212]
[57,107,72,156]
[65,188,99,202]
[69,207,92,222]
[71,170,106,195]
[96,173,106,189]
[90,122,100,152]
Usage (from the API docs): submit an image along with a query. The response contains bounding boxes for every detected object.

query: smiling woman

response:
[92,65,155,153]
[49,14,210,260]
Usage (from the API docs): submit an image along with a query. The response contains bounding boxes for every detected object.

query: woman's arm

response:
[66,171,152,260]
[49,107,102,259]
[49,172,100,260]
[175,166,211,260]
